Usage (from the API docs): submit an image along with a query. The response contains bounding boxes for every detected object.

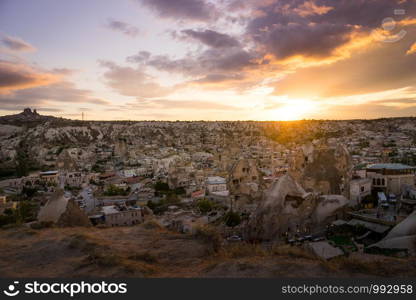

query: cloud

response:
[192,73,245,83]
[181,29,240,48]
[293,1,333,17]
[1,35,36,52]
[99,60,173,98]
[272,28,416,99]
[0,81,111,110]
[128,47,257,77]
[320,103,416,120]
[139,0,218,21]
[126,98,238,110]
[246,0,416,60]
[407,42,416,55]
[105,19,140,37]
[255,22,352,59]
[0,60,60,93]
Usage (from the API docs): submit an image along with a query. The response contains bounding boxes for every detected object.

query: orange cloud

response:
[0,60,61,94]
[294,1,333,17]
[406,42,416,55]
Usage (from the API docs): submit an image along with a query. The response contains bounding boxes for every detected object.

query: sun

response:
[271,99,316,121]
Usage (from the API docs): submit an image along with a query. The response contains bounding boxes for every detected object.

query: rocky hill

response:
[0,108,63,126]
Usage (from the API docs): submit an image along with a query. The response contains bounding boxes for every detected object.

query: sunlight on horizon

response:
[266,99,317,121]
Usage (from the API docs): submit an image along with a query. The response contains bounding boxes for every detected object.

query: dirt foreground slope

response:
[0,225,415,278]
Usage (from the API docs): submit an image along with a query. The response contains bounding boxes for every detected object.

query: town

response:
[0,108,415,276]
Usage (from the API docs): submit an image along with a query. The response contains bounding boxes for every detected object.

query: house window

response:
[360,186,364,192]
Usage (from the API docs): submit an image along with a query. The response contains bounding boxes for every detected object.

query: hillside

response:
[0,108,64,126]
[0,225,415,278]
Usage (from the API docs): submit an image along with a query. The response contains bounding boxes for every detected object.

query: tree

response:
[224,211,241,227]
[166,192,180,204]
[104,184,129,196]
[197,199,214,214]
[22,186,38,198]
[154,181,170,192]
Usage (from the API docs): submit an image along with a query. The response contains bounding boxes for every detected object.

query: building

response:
[206,176,227,194]
[65,172,83,187]
[366,163,415,195]
[349,178,372,206]
[102,205,142,226]
[39,171,59,185]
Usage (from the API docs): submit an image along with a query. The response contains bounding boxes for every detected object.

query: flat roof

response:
[206,176,226,184]
[348,219,390,234]
[367,163,415,170]
[101,205,119,215]
[39,171,58,175]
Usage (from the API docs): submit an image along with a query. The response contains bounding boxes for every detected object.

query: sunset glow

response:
[0,0,415,120]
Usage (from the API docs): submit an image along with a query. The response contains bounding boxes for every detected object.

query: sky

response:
[0,0,416,121]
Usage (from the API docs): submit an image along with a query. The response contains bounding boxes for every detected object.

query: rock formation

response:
[37,190,91,227]
[244,174,315,241]
[289,141,352,198]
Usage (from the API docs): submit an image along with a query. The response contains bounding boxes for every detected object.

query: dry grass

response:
[219,243,267,258]
[193,225,222,253]
[128,252,158,264]
[271,245,316,260]
[326,257,394,276]
[67,232,159,275]
[1,226,415,278]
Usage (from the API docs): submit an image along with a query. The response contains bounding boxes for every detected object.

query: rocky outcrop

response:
[0,108,59,125]
[37,190,91,227]
[289,142,352,198]
[244,174,349,241]
[244,174,315,241]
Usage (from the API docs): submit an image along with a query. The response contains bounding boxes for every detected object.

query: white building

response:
[102,205,142,226]
[349,178,372,206]
[206,176,227,194]
[366,163,415,195]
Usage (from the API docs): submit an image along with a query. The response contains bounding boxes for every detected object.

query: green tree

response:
[22,186,38,198]
[224,211,241,227]
[104,184,129,196]
[154,181,170,192]
[197,199,214,214]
